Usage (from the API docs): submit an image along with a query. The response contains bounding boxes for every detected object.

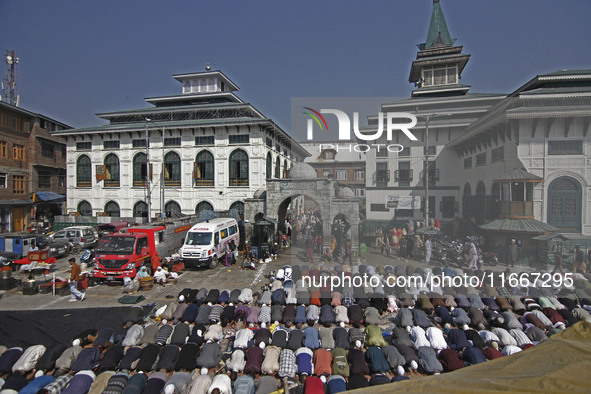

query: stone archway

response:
[245,162,360,250]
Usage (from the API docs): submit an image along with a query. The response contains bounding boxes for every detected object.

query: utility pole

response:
[161,127,165,219]
[424,115,430,229]
[145,119,152,222]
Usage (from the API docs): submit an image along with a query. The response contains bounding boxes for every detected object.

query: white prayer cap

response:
[162,319,168,325]
[261,322,266,329]
[410,360,418,370]
[340,322,345,328]
[200,367,208,375]
[396,366,405,376]
[355,340,361,349]
[72,339,81,347]
[164,385,175,394]
[259,342,266,349]
[35,370,44,378]
[179,295,185,302]
[320,375,327,383]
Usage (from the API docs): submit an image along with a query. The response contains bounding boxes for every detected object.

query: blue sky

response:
[1,0,590,136]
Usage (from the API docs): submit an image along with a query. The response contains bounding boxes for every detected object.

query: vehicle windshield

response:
[97,236,136,254]
[185,232,212,246]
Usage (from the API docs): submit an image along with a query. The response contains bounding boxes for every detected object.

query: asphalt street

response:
[0,244,543,312]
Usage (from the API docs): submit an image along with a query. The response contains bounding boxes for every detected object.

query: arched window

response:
[547,177,582,232]
[133,201,148,218]
[283,160,288,178]
[194,151,214,186]
[163,152,181,187]
[266,153,272,179]
[229,149,248,186]
[77,200,92,217]
[275,157,281,179]
[104,201,120,217]
[133,153,148,187]
[196,201,214,214]
[230,201,245,218]
[76,155,91,187]
[165,200,182,218]
[104,154,120,187]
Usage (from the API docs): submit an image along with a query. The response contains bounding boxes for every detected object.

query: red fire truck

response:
[93,221,192,281]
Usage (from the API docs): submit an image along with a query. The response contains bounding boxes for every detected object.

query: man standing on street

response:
[508,239,518,267]
[425,237,432,265]
[573,245,586,274]
[69,257,85,302]
[468,240,479,270]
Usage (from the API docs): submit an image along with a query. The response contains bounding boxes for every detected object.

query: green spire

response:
[423,0,455,49]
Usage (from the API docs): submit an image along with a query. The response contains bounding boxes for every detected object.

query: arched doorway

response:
[278,194,322,248]
[230,201,245,219]
[547,176,582,232]
[462,183,472,218]
[165,200,182,218]
[105,201,120,217]
[133,201,148,218]
[196,201,214,215]
[77,200,92,217]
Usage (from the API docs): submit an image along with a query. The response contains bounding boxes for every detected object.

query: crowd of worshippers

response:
[1,264,591,394]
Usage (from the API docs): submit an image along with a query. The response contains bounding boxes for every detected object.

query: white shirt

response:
[425,327,448,350]
[207,374,232,394]
[234,328,254,349]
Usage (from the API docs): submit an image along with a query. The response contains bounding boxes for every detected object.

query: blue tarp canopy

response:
[33,192,66,202]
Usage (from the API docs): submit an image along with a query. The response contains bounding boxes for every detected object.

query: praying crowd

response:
[1,262,591,394]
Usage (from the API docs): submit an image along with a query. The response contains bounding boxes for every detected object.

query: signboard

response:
[386,195,417,209]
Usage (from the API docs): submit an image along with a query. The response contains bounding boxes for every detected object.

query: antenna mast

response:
[3,50,19,106]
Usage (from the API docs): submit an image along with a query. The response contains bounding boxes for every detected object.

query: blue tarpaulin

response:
[33,192,66,202]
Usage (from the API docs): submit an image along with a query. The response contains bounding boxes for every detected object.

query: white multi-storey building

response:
[53,69,308,219]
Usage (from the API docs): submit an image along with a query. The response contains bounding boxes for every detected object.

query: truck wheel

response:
[209,256,218,269]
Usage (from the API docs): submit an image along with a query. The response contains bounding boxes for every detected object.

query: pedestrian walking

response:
[468,241,479,270]
[508,239,518,267]
[344,239,353,264]
[69,258,85,302]
[573,245,586,274]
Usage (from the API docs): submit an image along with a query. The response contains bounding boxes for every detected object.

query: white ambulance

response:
[179,218,239,268]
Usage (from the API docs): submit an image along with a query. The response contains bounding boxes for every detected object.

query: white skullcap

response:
[259,342,266,349]
[396,366,405,376]
[340,322,345,328]
[179,295,185,302]
[355,340,361,349]
[35,370,44,378]
[410,360,418,370]
[462,324,469,331]
[320,375,327,383]
[72,339,81,347]
[261,322,266,329]
[164,385,175,394]
[200,367,208,375]
[162,319,168,325]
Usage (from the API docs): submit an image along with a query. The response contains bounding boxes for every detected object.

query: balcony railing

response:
[500,201,534,218]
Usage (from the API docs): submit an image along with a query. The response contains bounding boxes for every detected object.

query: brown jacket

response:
[70,262,81,281]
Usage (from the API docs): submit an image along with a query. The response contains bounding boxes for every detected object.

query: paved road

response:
[0,244,543,312]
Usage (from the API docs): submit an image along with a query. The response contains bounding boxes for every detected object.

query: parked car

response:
[49,226,98,249]
[34,235,69,258]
